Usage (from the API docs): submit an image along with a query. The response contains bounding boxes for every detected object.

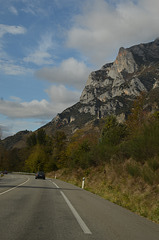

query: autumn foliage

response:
[1,92,159,185]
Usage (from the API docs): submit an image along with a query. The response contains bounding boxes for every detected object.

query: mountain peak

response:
[47,39,159,136]
[113,46,138,74]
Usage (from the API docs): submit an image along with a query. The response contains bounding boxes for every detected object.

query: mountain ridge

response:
[43,38,159,135]
[2,38,159,149]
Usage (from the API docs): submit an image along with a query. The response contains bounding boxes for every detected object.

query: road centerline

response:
[0,177,30,196]
[51,181,92,235]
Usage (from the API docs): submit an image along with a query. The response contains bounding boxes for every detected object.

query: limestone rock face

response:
[37,39,159,137]
[79,39,159,118]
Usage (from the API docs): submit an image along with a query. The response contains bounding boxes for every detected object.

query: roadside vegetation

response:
[1,92,159,223]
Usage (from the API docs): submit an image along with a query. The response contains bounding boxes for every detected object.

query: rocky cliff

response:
[43,38,159,136]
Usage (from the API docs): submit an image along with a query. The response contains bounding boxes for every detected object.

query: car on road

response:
[35,171,45,180]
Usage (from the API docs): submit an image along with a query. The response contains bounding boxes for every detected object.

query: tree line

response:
[1,92,159,186]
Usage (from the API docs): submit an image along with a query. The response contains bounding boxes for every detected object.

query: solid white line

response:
[52,181,92,234]
[60,191,92,234]
[0,177,30,196]
[51,181,59,188]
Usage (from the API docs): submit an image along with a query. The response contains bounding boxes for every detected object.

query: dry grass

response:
[47,161,159,224]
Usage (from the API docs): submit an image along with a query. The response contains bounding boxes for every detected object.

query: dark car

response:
[35,171,45,179]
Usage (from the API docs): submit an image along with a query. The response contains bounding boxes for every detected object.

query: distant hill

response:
[2,39,159,149]
[1,130,31,150]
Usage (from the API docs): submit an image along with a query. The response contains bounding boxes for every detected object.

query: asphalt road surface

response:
[0,174,159,240]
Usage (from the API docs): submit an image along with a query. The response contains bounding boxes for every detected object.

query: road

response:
[0,174,159,240]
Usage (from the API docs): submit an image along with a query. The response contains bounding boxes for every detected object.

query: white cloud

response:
[0,24,26,38]
[0,24,28,76]
[0,99,52,119]
[24,51,53,66]
[9,6,18,15]
[21,1,48,16]
[36,58,91,90]
[46,84,80,107]
[24,33,54,66]
[0,60,32,75]
[0,85,80,120]
[67,0,159,66]
[0,83,80,138]
[10,96,22,102]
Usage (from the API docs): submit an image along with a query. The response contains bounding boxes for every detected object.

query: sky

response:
[0,0,159,139]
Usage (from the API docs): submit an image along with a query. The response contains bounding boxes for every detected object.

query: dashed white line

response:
[0,178,30,196]
[51,181,92,235]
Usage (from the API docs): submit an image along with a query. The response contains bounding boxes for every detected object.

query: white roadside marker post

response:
[82,177,85,189]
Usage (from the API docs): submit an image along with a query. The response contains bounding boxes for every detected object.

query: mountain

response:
[2,38,159,149]
[43,38,159,136]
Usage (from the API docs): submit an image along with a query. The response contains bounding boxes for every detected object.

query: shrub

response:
[92,143,118,165]
[148,157,159,171]
[127,162,141,177]
[122,121,159,163]
[142,165,154,185]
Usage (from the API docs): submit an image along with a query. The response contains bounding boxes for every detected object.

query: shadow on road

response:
[0,182,82,192]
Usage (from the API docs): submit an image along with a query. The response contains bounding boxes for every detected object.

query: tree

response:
[25,145,48,172]
[52,131,67,168]
[126,92,147,132]
[0,145,9,170]
[26,133,37,147]
[101,115,128,145]
[37,129,46,145]
[53,131,66,149]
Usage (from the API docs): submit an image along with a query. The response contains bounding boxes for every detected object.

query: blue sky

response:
[0,0,159,139]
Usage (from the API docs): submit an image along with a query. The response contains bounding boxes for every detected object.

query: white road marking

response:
[0,177,30,196]
[51,181,92,234]
[52,181,59,188]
